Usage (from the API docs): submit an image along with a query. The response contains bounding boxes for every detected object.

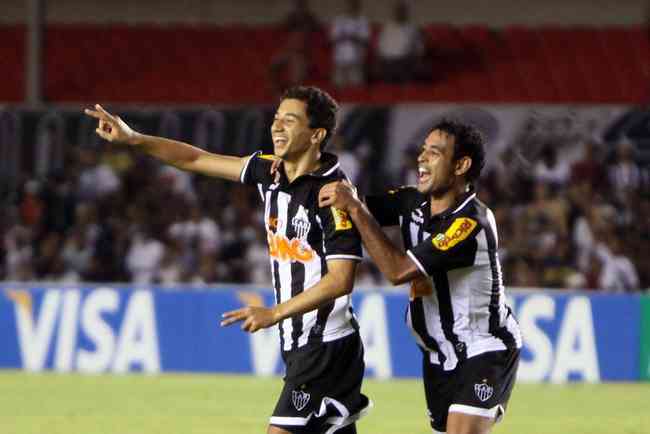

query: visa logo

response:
[6,288,160,373]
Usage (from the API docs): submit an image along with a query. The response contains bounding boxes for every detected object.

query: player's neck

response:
[283,149,321,183]
[429,182,469,216]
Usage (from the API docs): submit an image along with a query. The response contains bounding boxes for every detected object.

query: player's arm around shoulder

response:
[319,180,421,285]
[84,104,248,181]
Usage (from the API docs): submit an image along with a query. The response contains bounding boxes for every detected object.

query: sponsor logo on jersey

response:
[292,389,311,411]
[331,207,352,231]
[268,232,315,263]
[432,217,477,251]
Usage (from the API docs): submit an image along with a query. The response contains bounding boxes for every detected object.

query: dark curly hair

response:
[430,119,486,183]
[281,86,339,151]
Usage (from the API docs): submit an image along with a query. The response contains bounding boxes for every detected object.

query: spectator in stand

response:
[524,181,569,239]
[169,202,220,256]
[374,1,426,83]
[157,242,184,285]
[39,169,77,236]
[61,227,92,278]
[3,213,34,281]
[330,0,370,87]
[593,233,640,292]
[570,140,608,191]
[533,144,570,187]
[244,228,272,286]
[125,226,164,284]
[77,148,121,201]
[608,140,645,201]
[282,0,321,33]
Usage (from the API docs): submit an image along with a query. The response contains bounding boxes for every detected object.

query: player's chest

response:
[262,184,319,240]
[400,207,450,250]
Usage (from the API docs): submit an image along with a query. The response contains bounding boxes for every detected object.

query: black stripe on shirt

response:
[409,298,446,365]
[481,214,517,349]
[433,271,467,362]
[307,224,334,345]
[286,202,305,350]
[269,188,285,350]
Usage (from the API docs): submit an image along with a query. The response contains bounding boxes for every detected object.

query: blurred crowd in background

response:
[1,0,649,291]
[2,126,649,291]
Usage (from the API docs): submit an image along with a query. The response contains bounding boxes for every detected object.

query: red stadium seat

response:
[0,24,647,104]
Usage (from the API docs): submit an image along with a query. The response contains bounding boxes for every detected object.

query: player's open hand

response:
[220,306,280,333]
[318,180,359,212]
[84,104,139,145]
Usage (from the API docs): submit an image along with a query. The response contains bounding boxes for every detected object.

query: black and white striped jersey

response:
[240,151,363,353]
[366,186,522,371]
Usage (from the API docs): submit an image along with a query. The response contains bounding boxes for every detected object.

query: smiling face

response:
[416,129,470,197]
[271,98,317,160]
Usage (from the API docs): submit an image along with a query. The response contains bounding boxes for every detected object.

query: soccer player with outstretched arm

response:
[85,86,371,434]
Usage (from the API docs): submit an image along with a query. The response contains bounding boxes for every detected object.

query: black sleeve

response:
[240,151,275,187]
[364,188,408,226]
[318,205,363,261]
[407,216,481,275]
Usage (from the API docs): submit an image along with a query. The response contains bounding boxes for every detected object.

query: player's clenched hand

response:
[84,104,139,145]
[220,306,280,333]
[318,180,359,212]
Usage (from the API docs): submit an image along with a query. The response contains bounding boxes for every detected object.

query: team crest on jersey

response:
[432,217,477,251]
[331,207,352,231]
[474,380,493,402]
[292,390,311,411]
[292,205,311,240]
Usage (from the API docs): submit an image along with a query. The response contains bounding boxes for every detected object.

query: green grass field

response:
[1,371,648,434]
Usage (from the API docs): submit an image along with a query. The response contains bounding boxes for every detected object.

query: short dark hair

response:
[430,119,485,183]
[281,86,339,151]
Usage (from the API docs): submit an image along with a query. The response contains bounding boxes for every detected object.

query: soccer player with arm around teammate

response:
[318,120,522,434]
[85,86,371,434]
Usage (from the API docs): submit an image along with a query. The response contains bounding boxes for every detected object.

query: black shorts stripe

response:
[432,271,467,361]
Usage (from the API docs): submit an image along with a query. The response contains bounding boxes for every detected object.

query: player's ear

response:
[311,128,326,147]
[455,156,472,177]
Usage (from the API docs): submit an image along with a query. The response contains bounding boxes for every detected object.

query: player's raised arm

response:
[84,104,247,181]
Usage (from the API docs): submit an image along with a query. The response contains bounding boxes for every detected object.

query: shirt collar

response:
[308,152,340,178]
[275,152,340,185]
[427,185,477,220]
